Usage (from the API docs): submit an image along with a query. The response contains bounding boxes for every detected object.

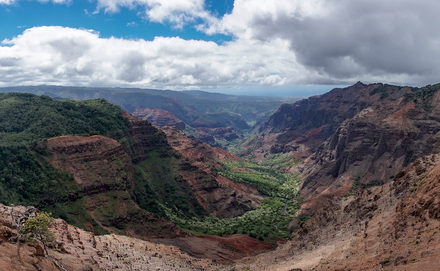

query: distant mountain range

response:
[0,85,297,149]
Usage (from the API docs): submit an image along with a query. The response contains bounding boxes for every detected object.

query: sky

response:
[0,0,439,96]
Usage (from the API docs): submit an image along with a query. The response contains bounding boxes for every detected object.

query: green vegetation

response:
[0,93,131,231]
[404,84,440,112]
[346,177,385,196]
[218,159,298,197]
[44,198,108,235]
[297,213,310,225]
[131,151,206,219]
[0,92,131,206]
[350,177,361,194]
[19,211,55,252]
[0,93,130,146]
[0,92,301,241]
[361,179,384,188]
[169,197,298,240]
[258,153,302,171]
[369,84,394,100]
[0,146,80,206]
[167,159,301,241]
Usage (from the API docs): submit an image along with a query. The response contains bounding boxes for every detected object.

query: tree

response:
[19,211,55,256]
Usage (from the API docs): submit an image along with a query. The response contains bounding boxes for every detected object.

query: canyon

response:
[1,83,440,270]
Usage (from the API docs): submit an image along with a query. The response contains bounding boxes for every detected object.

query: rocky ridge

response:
[161,125,263,218]
[233,154,440,270]
[42,134,183,239]
[299,83,440,200]
[133,108,186,130]
[0,204,216,271]
[232,82,440,270]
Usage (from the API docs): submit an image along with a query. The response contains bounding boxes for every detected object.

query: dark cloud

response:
[246,0,440,85]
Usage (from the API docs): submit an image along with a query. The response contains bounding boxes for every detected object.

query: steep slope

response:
[41,135,183,238]
[133,108,245,149]
[0,93,265,239]
[234,154,440,271]
[300,83,440,200]
[253,83,440,200]
[248,82,410,160]
[133,108,186,129]
[0,204,217,271]
[160,126,263,218]
[232,82,440,270]
[0,92,292,264]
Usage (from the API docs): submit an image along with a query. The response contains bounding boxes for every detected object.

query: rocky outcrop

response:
[300,84,440,200]
[0,204,217,271]
[233,154,440,270]
[194,126,242,148]
[249,82,415,161]
[133,108,186,130]
[42,134,184,239]
[117,112,174,163]
[133,107,244,148]
[33,114,267,261]
[161,234,273,263]
[161,126,263,218]
[230,83,440,270]
[44,135,132,189]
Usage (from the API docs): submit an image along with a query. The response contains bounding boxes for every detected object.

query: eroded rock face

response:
[230,83,440,270]
[161,126,263,218]
[0,204,217,271]
[300,85,440,200]
[45,135,132,189]
[43,134,184,239]
[194,126,242,148]
[251,82,440,201]
[133,107,244,148]
[254,82,382,158]
[33,114,267,261]
[118,112,174,163]
[234,154,440,271]
[133,108,186,130]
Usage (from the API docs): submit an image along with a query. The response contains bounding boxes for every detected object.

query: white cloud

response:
[37,0,71,4]
[92,0,440,86]
[204,0,440,86]
[0,0,71,4]
[126,21,137,27]
[0,26,305,89]
[95,0,215,29]
[2,1,440,89]
[0,0,16,4]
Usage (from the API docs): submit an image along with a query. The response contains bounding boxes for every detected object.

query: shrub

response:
[19,211,55,255]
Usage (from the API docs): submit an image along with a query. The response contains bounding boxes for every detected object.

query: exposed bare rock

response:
[118,112,174,163]
[133,108,186,130]
[300,84,440,201]
[251,82,384,159]
[233,154,440,271]
[161,234,273,264]
[161,126,263,218]
[43,134,184,239]
[230,83,440,270]
[0,204,217,271]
